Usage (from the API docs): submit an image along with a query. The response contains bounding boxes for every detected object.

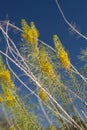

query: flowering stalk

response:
[53,35,70,70]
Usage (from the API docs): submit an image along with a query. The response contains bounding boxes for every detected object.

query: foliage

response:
[0,18,87,130]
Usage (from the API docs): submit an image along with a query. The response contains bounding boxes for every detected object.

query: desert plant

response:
[0,1,87,129]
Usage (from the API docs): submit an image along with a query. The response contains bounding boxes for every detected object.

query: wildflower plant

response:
[0,55,41,130]
[0,1,87,130]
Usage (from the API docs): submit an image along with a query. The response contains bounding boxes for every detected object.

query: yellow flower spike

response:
[0,94,3,103]
[4,90,15,107]
[39,89,48,102]
[21,19,29,31]
[0,70,14,88]
[21,19,39,45]
[58,51,70,69]
[6,94,15,107]
[38,45,56,79]
[53,35,70,70]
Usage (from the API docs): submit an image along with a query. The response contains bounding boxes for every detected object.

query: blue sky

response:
[0,0,87,66]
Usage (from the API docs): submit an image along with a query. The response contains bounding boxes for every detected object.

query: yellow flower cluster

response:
[21,19,39,45]
[0,94,3,103]
[0,70,14,88]
[53,35,70,70]
[39,89,48,102]
[0,90,15,106]
[38,46,56,79]
[0,56,15,107]
[5,92,15,107]
[58,51,70,69]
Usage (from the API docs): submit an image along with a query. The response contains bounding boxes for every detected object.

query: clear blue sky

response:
[0,0,87,66]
